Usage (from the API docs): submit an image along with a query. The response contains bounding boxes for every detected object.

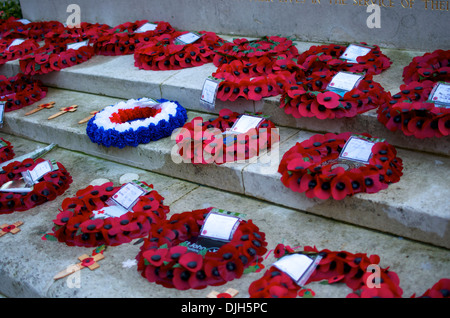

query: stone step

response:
[0,133,449,299]
[1,39,449,157]
[1,87,449,249]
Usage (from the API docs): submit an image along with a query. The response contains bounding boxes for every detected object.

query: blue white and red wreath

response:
[86,98,188,148]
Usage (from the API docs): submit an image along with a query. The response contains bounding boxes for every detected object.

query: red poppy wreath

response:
[134,31,224,71]
[0,37,40,65]
[94,20,175,56]
[0,158,72,215]
[0,73,48,112]
[297,42,392,76]
[175,108,279,165]
[280,71,390,119]
[278,132,403,200]
[249,244,450,298]
[0,137,15,163]
[0,18,63,41]
[43,22,110,46]
[135,207,268,290]
[377,80,450,138]
[50,181,169,247]
[19,38,96,75]
[402,49,450,84]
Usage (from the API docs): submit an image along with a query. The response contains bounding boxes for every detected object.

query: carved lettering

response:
[422,0,449,10]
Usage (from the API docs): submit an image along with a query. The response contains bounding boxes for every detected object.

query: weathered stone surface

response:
[19,0,450,51]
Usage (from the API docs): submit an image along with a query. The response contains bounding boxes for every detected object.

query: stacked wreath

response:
[297,43,392,76]
[0,157,72,215]
[0,73,48,112]
[86,98,187,149]
[278,132,403,200]
[0,37,40,65]
[94,20,175,56]
[249,244,449,298]
[51,181,169,247]
[280,71,390,119]
[134,31,225,71]
[175,108,279,165]
[377,80,449,138]
[136,207,268,290]
[43,22,110,46]
[402,49,450,84]
[19,38,96,75]
[0,138,15,163]
[0,19,64,41]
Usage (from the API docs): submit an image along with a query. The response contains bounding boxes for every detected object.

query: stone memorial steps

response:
[1,133,448,298]
[1,84,449,250]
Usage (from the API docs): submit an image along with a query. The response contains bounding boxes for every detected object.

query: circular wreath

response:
[0,137,15,163]
[94,20,175,56]
[51,181,169,247]
[0,73,48,112]
[402,49,450,84]
[0,157,72,215]
[280,71,389,119]
[19,38,96,75]
[296,43,392,76]
[249,244,449,298]
[278,132,403,200]
[86,98,187,149]
[134,31,225,71]
[212,36,299,68]
[135,207,268,290]
[175,108,279,165]
[377,80,450,138]
[0,38,40,65]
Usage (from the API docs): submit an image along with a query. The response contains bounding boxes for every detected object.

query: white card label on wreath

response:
[7,38,26,49]
[341,44,372,63]
[273,253,322,286]
[67,40,89,50]
[226,114,264,136]
[327,72,363,94]
[108,181,148,211]
[175,32,202,45]
[428,82,450,109]
[339,136,375,164]
[17,19,31,25]
[199,212,240,242]
[22,160,53,185]
[135,22,157,33]
[200,77,221,110]
[92,205,128,220]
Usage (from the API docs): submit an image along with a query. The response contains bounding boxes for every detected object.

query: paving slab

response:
[0,133,449,299]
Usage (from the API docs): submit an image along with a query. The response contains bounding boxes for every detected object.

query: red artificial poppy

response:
[317,91,341,109]
[143,248,169,267]
[179,252,204,272]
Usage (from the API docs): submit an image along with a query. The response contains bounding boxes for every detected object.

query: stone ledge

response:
[2,40,448,157]
[1,87,449,249]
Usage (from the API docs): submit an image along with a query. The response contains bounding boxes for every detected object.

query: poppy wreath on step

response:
[248,244,404,298]
[134,31,225,71]
[0,19,64,41]
[280,72,389,119]
[86,98,187,149]
[43,22,111,46]
[278,132,403,200]
[175,108,279,165]
[0,158,72,215]
[94,20,175,56]
[135,207,268,290]
[0,37,40,65]
[297,43,392,76]
[0,73,48,112]
[402,49,450,84]
[212,36,299,68]
[0,138,15,163]
[19,39,96,75]
[377,80,450,138]
[50,181,169,247]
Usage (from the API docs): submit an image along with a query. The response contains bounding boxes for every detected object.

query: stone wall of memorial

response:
[19,0,449,51]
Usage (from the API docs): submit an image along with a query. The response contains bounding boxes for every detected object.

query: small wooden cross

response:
[78,110,99,124]
[48,104,78,120]
[53,252,105,280]
[25,102,55,116]
[207,288,239,298]
[0,221,23,237]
